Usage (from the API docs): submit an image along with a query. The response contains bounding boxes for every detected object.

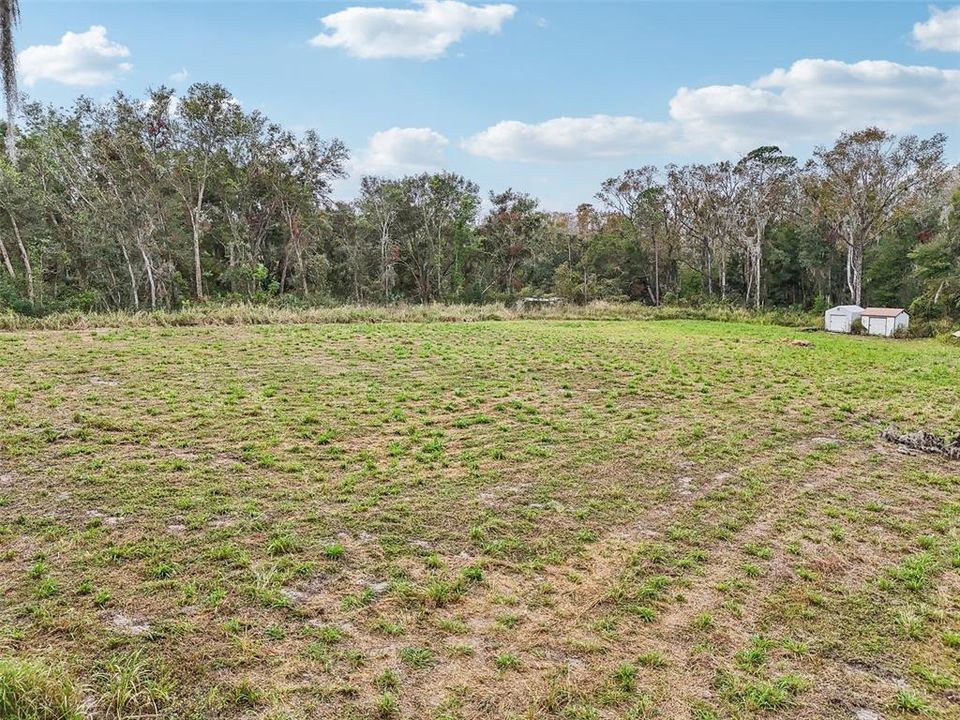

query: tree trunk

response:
[138,239,157,310]
[191,219,203,299]
[120,242,139,310]
[279,248,288,295]
[380,223,390,301]
[4,93,15,165]
[653,233,660,306]
[703,240,713,297]
[933,280,945,305]
[752,225,764,310]
[0,233,14,278]
[754,250,762,310]
[296,240,308,297]
[8,210,32,302]
[846,240,863,306]
[719,248,727,302]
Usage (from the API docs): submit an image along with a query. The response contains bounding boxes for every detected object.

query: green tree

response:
[910,187,960,319]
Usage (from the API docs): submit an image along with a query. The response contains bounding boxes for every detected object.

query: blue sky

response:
[16,0,960,209]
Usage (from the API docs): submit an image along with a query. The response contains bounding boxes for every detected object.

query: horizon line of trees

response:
[0,83,958,321]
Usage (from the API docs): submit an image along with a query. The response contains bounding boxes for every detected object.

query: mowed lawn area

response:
[1,320,959,720]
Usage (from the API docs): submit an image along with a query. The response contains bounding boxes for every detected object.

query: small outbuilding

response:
[861,307,909,337]
[824,305,863,333]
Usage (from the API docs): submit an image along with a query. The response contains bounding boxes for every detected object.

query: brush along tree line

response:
[0,84,957,320]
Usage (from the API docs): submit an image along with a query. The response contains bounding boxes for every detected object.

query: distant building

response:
[824,305,863,333]
[861,308,909,337]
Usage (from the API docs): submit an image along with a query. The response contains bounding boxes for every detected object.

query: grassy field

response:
[1,319,958,720]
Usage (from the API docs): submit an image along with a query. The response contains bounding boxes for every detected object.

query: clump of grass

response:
[309,625,345,645]
[149,561,176,580]
[373,670,399,692]
[893,688,930,713]
[435,617,468,635]
[894,608,926,640]
[371,618,404,636]
[423,578,464,608]
[399,647,434,669]
[35,579,58,600]
[637,651,667,668]
[460,563,484,583]
[228,678,263,707]
[781,638,808,657]
[323,544,345,560]
[613,663,637,691]
[630,606,657,623]
[716,670,807,711]
[495,653,521,671]
[891,553,936,593]
[625,695,656,719]
[341,589,375,609]
[374,693,399,718]
[692,612,714,630]
[496,613,520,630]
[100,649,172,719]
[0,656,84,720]
[266,531,300,557]
[27,561,48,580]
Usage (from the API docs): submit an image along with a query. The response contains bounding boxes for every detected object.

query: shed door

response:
[827,314,846,332]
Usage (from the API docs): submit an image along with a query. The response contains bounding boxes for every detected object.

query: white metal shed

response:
[861,307,909,337]
[824,305,863,333]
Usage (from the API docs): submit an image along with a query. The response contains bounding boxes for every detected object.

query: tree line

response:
[0,83,957,321]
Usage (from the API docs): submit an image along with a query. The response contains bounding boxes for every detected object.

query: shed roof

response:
[827,305,863,313]
[862,307,906,318]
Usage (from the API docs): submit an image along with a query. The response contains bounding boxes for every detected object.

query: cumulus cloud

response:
[18,26,132,87]
[309,0,516,59]
[669,59,960,154]
[170,68,190,83]
[354,127,449,174]
[462,115,675,162]
[913,6,960,52]
[463,58,958,162]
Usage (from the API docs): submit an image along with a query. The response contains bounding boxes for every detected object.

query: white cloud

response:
[462,115,675,162]
[18,26,132,87]
[170,68,189,83]
[669,59,960,154]
[463,58,959,162]
[354,127,449,174]
[913,6,960,52]
[309,0,516,60]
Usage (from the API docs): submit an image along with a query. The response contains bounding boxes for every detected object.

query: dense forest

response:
[0,83,957,323]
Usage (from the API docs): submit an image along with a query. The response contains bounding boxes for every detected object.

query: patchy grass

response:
[0,319,958,719]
